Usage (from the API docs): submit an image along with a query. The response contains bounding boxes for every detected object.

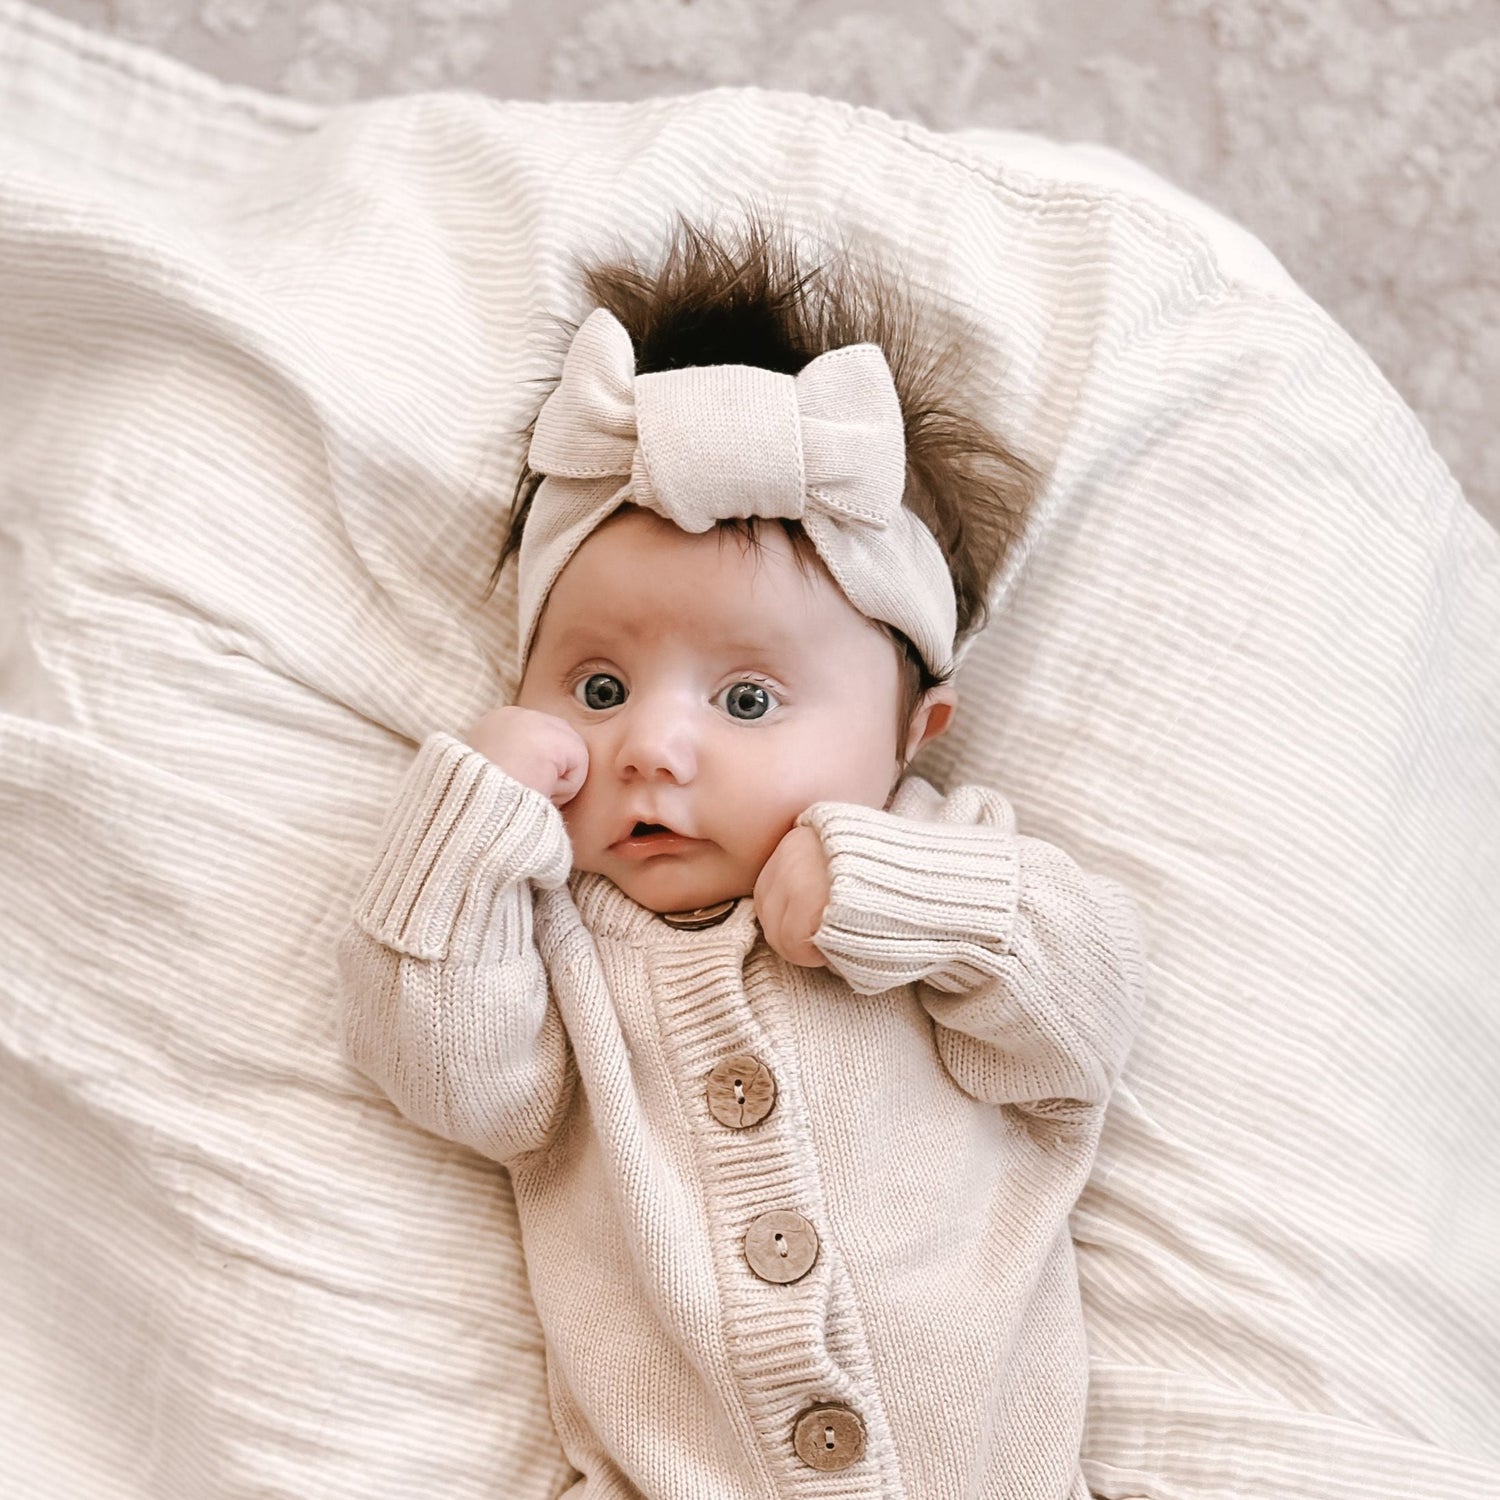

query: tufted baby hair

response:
[485,202,1043,748]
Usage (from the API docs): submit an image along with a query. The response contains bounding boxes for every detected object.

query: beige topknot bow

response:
[515,306,957,676]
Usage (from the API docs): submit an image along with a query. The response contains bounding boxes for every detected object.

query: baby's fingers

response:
[752,869,786,950]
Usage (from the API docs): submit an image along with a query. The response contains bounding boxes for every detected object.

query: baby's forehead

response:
[551,606,802,657]
[540,507,870,660]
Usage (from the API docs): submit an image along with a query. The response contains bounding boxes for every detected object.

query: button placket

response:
[692,988,867,1474]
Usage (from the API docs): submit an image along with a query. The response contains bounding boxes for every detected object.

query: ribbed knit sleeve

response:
[335,730,578,1165]
[797,782,1148,1113]
[350,730,573,963]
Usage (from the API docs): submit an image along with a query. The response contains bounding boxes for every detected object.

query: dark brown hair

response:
[484,205,1041,748]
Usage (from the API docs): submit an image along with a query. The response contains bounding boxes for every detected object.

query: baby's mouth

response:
[611,819,703,852]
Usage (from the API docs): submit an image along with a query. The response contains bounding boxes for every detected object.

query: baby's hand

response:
[753,825,831,969]
[461,706,589,807]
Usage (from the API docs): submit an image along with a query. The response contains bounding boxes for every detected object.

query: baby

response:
[337,213,1149,1498]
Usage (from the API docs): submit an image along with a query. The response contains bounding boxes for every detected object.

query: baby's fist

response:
[753,825,831,969]
[461,706,589,807]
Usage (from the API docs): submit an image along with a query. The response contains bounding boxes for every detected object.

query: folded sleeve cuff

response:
[353,730,572,961]
[795,798,1019,993]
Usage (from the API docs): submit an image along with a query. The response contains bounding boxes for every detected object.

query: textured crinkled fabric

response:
[24,0,1500,525]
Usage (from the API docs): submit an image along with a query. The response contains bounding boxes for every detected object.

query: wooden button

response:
[706,1053,776,1129]
[792,1404,866,1470]
[743,1209,818,1283]
[657,899,737,930]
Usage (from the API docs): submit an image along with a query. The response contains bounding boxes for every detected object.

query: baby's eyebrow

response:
[554,622,792,657]
[715,635,792,657]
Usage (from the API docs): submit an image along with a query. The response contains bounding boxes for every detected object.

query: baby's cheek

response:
[743,808,802,878]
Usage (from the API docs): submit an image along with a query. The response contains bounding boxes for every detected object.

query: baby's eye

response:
[575,672,627,711]
[572,673,775,718]
[717,680,777,721]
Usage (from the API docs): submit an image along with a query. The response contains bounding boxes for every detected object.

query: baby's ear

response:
[903,684,958,762]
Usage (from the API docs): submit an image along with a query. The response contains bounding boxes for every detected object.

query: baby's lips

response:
[613,815,690,844]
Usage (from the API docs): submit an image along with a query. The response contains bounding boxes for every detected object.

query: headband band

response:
[515,306,957,677]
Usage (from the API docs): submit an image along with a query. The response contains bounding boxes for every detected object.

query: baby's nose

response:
[614,705,697,783]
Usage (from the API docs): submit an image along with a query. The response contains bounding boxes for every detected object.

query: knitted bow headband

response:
[515,306,958,678]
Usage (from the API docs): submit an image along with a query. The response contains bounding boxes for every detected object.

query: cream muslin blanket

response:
[0,2,1496,1496]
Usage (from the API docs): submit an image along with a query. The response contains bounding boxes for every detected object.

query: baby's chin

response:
[582,847,756,914]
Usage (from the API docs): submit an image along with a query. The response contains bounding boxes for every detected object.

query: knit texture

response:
[338,731,1150,1497]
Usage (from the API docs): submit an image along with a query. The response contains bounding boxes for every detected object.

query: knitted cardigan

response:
[337,730,1150,1499]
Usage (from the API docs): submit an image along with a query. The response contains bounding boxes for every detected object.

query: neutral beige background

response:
[32,0,1500,530]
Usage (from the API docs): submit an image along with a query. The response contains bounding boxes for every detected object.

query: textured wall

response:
[34,0,1499,527]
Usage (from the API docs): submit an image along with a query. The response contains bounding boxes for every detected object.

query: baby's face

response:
[517,504,912,913]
